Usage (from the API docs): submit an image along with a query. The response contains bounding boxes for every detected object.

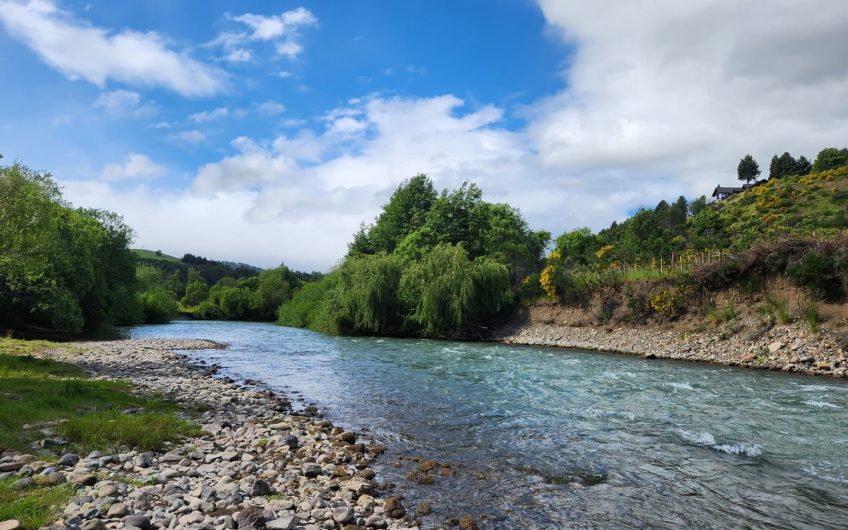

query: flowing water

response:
[129,321,848,529]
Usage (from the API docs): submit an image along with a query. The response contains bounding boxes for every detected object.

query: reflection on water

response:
[130,321,848,529]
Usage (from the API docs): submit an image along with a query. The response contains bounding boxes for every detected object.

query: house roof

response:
[712,185,744,196]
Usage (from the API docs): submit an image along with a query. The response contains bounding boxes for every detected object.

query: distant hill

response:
[131,249,183,264]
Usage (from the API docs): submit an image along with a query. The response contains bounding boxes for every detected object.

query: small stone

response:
[338,431,356,444]
[303,463,322,478]
[458,515,479,530]
[267,516,298,530]
[284,435,299,449]
[11,478,35,490]
[80,520,105,530]
[250,478,272,496]
[179,511,204,525]
[160,451,182,463]
[220,451,239,461]
[70,474,98,487]
[0,521,21,530]
[416,501,432,516]
[344,478,373,495]
[383,497,405,519]
[57,454,80,467]
[122,515,151,530]
[332,506,353,524]
[235,506,266,528]
[39,438,67,448]
[44,471,66,485]
[768,341,784,353]
[98,484,119,498]
[107,503,129,518]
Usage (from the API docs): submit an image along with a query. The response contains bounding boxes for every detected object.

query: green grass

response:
[0,477,74,530]
[0,343,200,453]
[131,248,182,264]
[60,411,201,452]
[802,300,820,333]
[0,340,204,529]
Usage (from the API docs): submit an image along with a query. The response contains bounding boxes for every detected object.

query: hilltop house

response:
[711,180,767,201]
[711,185,745,201]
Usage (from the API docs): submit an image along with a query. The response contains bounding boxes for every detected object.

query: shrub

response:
[194,300,222,320]
[802,299,820,333]
[277,277,336,329]
[138,288,177,324]
[649,283,693,321]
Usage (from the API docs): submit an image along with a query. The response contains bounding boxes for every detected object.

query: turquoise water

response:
[129,321,848,529]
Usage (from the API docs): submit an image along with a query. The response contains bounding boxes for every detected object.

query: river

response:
[128,320,848,529]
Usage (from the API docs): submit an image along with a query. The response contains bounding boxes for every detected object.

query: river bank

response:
[496,304,848,377]
[3,339,442,530]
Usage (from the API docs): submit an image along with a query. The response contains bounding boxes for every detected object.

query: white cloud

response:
[189,107,229,123]
[170,130,206,144]
[92,89,157,118]
[0,0,227,97]
[100,153,164,181]
[215,7,317,62]
[257,100,286,116]
[55,1,848,270]
[530,0,848,182]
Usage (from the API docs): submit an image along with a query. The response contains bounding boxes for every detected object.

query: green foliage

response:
[332,253,404,333]
[180,273,209,307]
[399,245,511,336]
[135,265,178,324]
[277,276,337,329]
[769,152,809,179]
[812,147,848,173]
[801,299,820,333]
[350,174,437,254]
[786,252,841,296]
[60,411,201,452]
[737,154,761,185]
[0,476,74,530]
[0,163,139,333]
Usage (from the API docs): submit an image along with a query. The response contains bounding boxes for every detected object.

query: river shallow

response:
[128,320,848,529]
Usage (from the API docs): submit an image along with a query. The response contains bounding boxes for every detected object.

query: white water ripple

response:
[805,400,839,409]
[677,429,762,457]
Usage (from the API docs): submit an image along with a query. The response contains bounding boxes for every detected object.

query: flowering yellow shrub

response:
[540,265,557,299]
[595,244,614,260]
[649,285,693,319]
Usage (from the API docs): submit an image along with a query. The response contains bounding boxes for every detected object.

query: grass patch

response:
[0,341,201,454]
[60,411,201,453]
[0,476,74,530]
[802,300,821,333]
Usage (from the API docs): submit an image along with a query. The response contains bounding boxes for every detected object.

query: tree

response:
[812,147,848,173]
[769,152,799,179]
[795,155,812,175]
[350,174,437,255]
[737,154,760,186]
[689,195,708,217]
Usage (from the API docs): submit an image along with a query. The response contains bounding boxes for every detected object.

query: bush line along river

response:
[126,320,848,529]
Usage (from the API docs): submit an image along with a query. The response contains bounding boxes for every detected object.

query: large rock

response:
[122,515,151,530]
[266,516,297,530]
[344,477,374,495]
[10,478,34,490]
[70,474,98,487]
[0,520,21,530]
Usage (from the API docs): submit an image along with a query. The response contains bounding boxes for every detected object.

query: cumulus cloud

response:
[0,0,227,97]
[215,7,317,62]
[170,130,206,144]
[57,1,848,270]
[92,89,157,118]
[531,0,848,181]
[100,153,164,181]
[257,100,286,116]
[189,107,229,123]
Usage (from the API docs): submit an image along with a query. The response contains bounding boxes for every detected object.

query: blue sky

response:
[2,1,847,270]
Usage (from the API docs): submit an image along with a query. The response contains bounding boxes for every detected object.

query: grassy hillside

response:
[716,166,848,249]
[131,248,182,263]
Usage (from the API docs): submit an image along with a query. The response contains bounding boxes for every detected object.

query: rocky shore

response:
[497,315,848,377]
[495,320,848,377]
[1,339,438,530]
